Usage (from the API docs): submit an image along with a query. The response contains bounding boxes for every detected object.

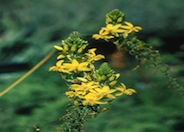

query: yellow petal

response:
[56,60,64,66]
[124,89,136,95]
[77,77,88,82]
[57,54,65,59]
[49,66,57,71]
[54,45,63,51]
[120,83,126,88]
[124,21,133,27]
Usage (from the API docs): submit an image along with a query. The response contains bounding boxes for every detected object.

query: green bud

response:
[71,45,77,52]
[63,44,69,51]
[106,9,125,24]
[105,17,112,24]
[109,81,117,86]
[115,73,120,79]
[77,45,87,53]
[101,75,106,81]
[108,75,115,81]
[117,17,123,23]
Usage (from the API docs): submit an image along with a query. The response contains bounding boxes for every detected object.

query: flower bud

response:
[109,81,117,86]
[71,45,77,52]
[105,17,112,24]
[77,77,88,82]
[108,75,115,81]
[54,45,63,51]
[63,44,69,51]
[57,54,65,59]
[117,17,123,23]
[77,45,87,53]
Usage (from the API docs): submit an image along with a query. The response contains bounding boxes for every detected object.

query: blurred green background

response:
[0,0,184,132]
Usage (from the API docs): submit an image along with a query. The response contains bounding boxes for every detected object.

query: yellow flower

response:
[108,73,120,81]
[120,21,142,37]
[82,93,107,106]
[71,82,99,92]
[49,60,71,73]
[124,89,136,95]
[69,81,100,98]
[65,90,86,98]
[92,24,125,41]
[115,83,136,96]
[92,34,113,41]
[65,91,76,98]
[49,59,92,74]
[85,48,105,62]
[63,59,92,72]
[101,24,124,36]
[90,86,116,99]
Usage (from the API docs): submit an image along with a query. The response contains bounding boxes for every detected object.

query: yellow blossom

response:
[71,82,99,92]
[103,24,125,36]
[65,91,76,98]
[90,86,116,99]
[121,21,142,37]
[124,89,136,95]
[85,48,105,62]
[115,83,136,96]
[63,59,92,72]
[92,33,114,41]
[49,60,71,73]
[65,90,86,98]
[108,73,120,81]
[93,24,125,41]
[82,93,107,106]
[69,81,100,98]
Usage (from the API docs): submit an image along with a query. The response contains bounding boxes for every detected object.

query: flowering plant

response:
[49,9,183,131]
[0,8,183,132]
[93,9,183,91]
[49,31,136,131]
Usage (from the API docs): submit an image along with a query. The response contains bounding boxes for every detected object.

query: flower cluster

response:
[93,9,142,40]
[66,63,136,106]
[49,9,183,131]
[50,32,136,107]
[49,10,139,131]
[49,32,104,76]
